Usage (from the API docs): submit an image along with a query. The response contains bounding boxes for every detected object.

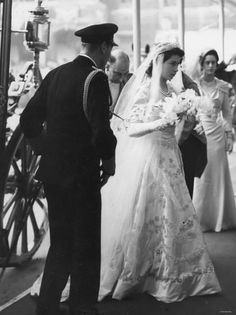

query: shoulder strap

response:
[83,68,103,118]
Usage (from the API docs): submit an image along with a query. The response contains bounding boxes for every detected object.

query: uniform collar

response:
[79,54,98,67]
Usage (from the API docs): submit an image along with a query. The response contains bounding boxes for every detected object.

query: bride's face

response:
[161,55,182,81]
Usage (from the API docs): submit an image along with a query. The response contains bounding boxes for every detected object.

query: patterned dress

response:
[99,79,221,303]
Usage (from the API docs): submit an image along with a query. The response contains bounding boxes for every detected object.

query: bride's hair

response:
[145,47,184,77]
[111,42,183,130]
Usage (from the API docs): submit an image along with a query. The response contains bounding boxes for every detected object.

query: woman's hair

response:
[199,49,219,68]
[145,47,184,77]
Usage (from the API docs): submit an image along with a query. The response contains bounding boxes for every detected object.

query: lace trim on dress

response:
[127,79,151,123]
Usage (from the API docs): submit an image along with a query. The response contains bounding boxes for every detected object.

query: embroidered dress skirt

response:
[99,128,221,303]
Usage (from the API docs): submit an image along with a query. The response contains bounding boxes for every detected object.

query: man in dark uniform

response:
[20,23,118,315]
[177,72,207,198]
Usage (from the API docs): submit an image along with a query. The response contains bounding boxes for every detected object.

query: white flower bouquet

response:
[159,89,214,126]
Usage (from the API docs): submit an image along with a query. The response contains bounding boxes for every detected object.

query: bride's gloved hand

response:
[125,118,170,137]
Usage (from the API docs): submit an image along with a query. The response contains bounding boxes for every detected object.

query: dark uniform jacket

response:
[20,55,117,187]
[176,72,207,197]
[178,72,207,178]
[215,61,236,88]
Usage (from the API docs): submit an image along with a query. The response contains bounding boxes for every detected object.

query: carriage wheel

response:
[0,125,48,267]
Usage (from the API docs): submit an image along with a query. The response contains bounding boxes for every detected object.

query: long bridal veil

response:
[99,42,182,298]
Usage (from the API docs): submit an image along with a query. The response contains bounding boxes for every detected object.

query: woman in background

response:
[192,48,236,232]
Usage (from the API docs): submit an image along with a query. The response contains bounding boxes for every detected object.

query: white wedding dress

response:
[99,80,221,303]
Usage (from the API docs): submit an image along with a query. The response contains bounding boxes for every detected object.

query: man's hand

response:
[176,115,196,145]
[177,112,187,121]
[100,173,110,187]
[27,128,46,155]
[100,156,116,187]
[194,122,205,135]
[226,136,234,153]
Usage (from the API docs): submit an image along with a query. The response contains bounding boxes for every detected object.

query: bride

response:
[98,42,221,303]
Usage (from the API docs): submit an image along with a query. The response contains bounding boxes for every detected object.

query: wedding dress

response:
[99,78,221,303]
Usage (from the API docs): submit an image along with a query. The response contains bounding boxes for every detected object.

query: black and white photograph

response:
[0,1,236,314]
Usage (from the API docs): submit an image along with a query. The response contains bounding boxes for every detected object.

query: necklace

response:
[160,85,170,97]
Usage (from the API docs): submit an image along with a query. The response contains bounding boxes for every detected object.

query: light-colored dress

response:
[193,78,236,232]
[99,80,221,303]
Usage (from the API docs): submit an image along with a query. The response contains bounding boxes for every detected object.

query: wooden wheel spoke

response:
[8,200,26,253]
[29,210,40,238]
[4,199,21,232]
[25,196,38,212]
[12,159,22,178]
[3,190,19,216]
[23,185,43,226]
[10,222,20,254]
[36,197,46,210]
[26,146,33,170]
[21,140,28,175]
[28,155,40,174]
[21,223,28,253]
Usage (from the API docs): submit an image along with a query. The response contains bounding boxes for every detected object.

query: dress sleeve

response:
[216,80,232,132]
[86,71,117,159]
[221,89,233,132]
[126,80,150,123]
[125,80,165,137]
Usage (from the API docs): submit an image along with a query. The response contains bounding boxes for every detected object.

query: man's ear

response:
[105,62,110,71]
[100,41,108,54]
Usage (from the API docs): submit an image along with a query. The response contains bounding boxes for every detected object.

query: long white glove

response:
[126,119,166,137]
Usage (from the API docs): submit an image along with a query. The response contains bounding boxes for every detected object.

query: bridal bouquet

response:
[159,89,214,126]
